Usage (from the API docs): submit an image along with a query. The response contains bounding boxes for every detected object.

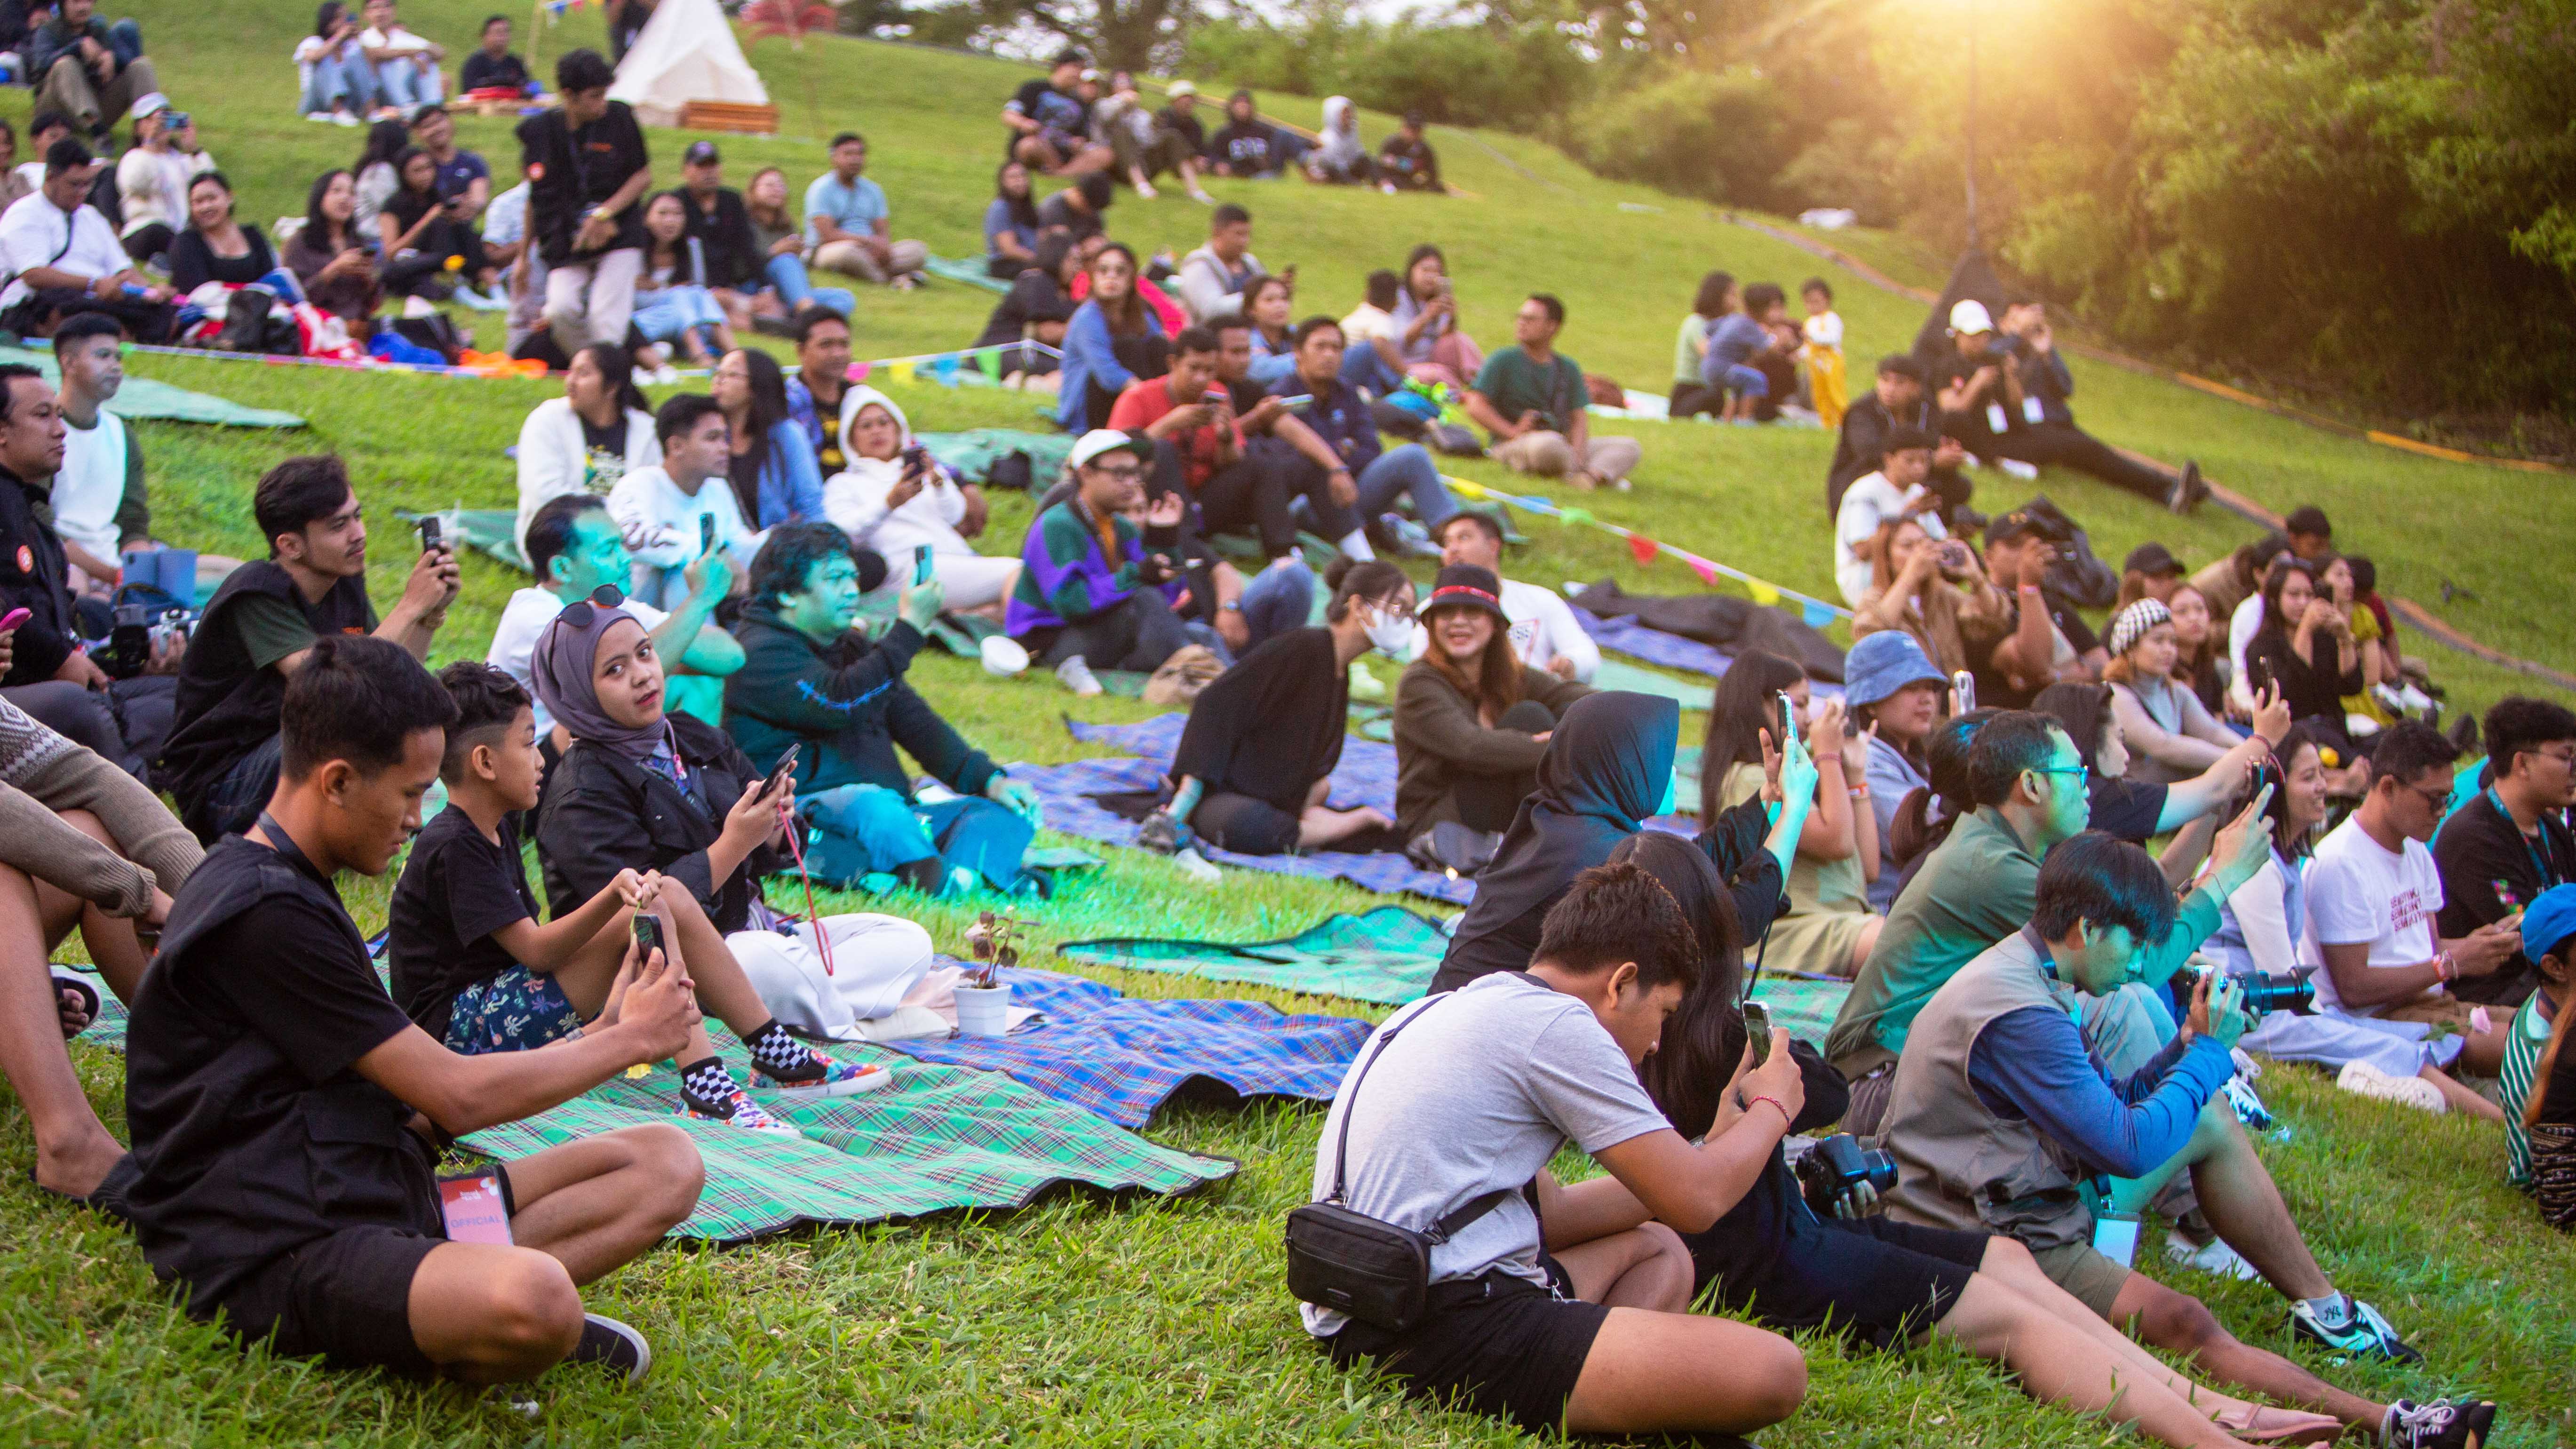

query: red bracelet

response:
[1744,1095,1790,1127]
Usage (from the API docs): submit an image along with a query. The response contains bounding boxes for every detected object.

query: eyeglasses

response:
[1091,463,1143,481]
[2392,778,2451,811]
[2027,764,2088,787]
[554,583,627,630]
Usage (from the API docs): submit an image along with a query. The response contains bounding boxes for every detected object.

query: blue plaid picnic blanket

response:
[880,963,1371,1127]
[1572,611,1845,700]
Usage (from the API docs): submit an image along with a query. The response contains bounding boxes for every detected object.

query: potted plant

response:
[955,909,1023,1036]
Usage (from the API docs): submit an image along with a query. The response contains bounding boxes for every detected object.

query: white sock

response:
[1336,530,1376,562]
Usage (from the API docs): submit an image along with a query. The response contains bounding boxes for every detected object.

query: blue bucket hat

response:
[1843,629,1947,710]
[2521,884,2576,967]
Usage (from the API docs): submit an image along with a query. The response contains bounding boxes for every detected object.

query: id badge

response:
[2023,395,2046,424]
[1985,402,2010,435]
[438,1170,514,1246]
[2090,1210,2141,1269]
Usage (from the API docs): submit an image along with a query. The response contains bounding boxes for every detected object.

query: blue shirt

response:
[739,420,827,529]
[433,149,490,205]
[1964,926,2234,1178]
[1702,313,1771,381]
[1276,373,1381,475]
[1054,299,1163,431]
[804,172,889,248]
[982,197,1036,260]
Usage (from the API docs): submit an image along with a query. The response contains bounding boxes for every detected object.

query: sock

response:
[2301,1291,2351,1327]
[744,1019,823,1082]
[678,1055,743,1115]
[1336,531,1376,562]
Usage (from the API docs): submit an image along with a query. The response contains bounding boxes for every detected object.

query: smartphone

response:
[1741,1001,1772,1063]
[1276,393,1313,413]
[416,515,441,553]
[1952,670,1976,712]
[698,512,716,555]
[763,743,800,802]
[436,1170,514,1246]
[900,441,930,478]
[631,913,662,961]
[0,606,29,633]
[913,543,936,588]
[1774,690,1796,750]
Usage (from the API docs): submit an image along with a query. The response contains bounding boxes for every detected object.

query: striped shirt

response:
[2501,992,2555,1189]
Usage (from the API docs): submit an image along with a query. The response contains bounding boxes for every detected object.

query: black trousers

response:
[1450,699,1558,832]
[1995,422,2171,504]
[1161,436,1298,559]
[1023,587,1191,673]
[0,287,179,343]
[1261,438,1371,543]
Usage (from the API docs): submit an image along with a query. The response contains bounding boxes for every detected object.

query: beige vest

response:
[1880,929,2097,1251]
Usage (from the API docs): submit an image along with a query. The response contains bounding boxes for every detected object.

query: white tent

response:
[607,0,770,127]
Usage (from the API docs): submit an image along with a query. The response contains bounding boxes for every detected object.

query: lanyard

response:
[2487,788,2567,894]
[254,812,332,888]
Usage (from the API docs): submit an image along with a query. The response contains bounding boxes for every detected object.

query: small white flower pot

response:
[954,981,1013,1036]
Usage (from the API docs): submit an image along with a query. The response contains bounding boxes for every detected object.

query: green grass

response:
[8,4,2576,1444]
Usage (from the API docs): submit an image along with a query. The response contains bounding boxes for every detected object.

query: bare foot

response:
[35,1134,126,1200]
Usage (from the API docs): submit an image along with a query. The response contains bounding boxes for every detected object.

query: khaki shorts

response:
[2380,994,2478,1031]
[2028,1240,2135,1321]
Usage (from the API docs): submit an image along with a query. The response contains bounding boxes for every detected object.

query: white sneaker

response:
[304,109,335,124]
[2163,1228,2262,1281]
[333,110,361,127]
[1173,846,1221,884]
[2336,1059,2447,1113]
[1998,458,2041,481]
[1055,654,1102,697]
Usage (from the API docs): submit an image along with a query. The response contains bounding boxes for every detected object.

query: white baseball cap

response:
[1067,428,1144,470]
[1948,299,1995,335]
[132,92,172,121]
[1167,80,1197,99]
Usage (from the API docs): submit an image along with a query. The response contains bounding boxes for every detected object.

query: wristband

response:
[2435,951,2457,984]
[1848,786,1870,800]
[1744,1095,1790,1127]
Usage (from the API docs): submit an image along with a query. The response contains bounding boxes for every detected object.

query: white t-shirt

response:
[1803,310,1845,350]
[2302,815,2445,1017]
[486,587,668,737]
[2227,592,2263,712]
[1833,470,1945,607]
[483,182,529,247]
[1407,575,1601,683]
[605,465,755,612]
[360,24,435,57]
[0,195,128,308]
[1340,302,1395,345]
[50,410,130,562]
[1300,972,1670,1336]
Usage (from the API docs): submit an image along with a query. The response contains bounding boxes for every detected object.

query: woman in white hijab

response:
[820,385,1022,615]
[1303,97,1375,185]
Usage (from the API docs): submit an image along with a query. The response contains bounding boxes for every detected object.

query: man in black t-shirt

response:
[1826,354,1973,525]
[2434,697,2576,1005]
[458,15,531,94]
[1000,50,1109,175]
[521,48,651,353]
[159,454,458,842]
[1933,300,2203,514]
[1967,507,2104,711]
[675,140,757,295]
[118,635,699,1383]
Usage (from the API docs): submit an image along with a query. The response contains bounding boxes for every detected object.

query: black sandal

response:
[50,972,100,1041]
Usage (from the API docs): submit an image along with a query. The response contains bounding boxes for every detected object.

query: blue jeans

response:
[632,284,726,355]
[299,50,379,115]
[1711,362,1767,398]
[764,253,854,318]
[1355,443,1459,529]
[1339,338,1403,397]
[796,783,1034,892]
[1237,557,1315,651]
[368,54,444,108]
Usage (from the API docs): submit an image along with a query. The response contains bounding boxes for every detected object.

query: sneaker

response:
[333,109,361,127]
[2382,1397,2497,1449]
[2163,1228,2261,1282]
[2289,1292,2423,1364]
[1381,512,1441,559]
[1998,458,2041,480]
[2337,1059,2447,1114]
[684,1085,798,1135]
[2221,1074,2276,1129]
[755,1052,893,1100]
[567,1313,653,1384]
[1055,653,1102,697]
[751,312,798,338]
[1136,810,1185,856]
[1173,845,1222,883]
[2167,459,2208,514]
[304,109,336,123]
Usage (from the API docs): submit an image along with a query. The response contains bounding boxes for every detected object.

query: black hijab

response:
[1433,692,1678,990]
[1170,626,1345,813]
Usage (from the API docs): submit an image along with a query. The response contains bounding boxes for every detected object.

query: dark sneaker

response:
[2290,1292,2422,1363]
[2167,459,2208,514]
[2382,1396,2496,1449]
[755,1052,893,1100]
[568,1314,653,1384]
[1136,810,1185,856]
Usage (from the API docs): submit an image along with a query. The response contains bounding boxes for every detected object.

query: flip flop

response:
[2218,1406,2344,1445]
[50,971,100,1041]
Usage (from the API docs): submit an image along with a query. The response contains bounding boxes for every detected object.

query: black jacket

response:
[721,608,999,802]
[516,102,649,267]
[536,711,784,933]
[158,561,374,838]
[680,185,759,290]
[1825,392,1940,515]
[0,463,79,685]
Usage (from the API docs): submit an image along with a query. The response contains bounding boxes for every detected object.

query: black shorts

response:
[204,1224,445,1377]
[1715,1216,1988,1346]
[1318,1268,1609,1435]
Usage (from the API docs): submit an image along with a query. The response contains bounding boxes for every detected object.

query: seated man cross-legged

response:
[1878,831,2499,1447]
[724,522,1044,896]
[115,636,702,1385]
[1006,430,1199,688]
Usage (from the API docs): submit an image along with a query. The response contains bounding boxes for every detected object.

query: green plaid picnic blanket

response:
[1592,658,1715,711]
[68,976,1231,1246]
[1746,974,1849,1050]
[1057,907,1456,1006]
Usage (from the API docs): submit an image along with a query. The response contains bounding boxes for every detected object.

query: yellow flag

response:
[890,360,918,385]
[1749,581,1781,606]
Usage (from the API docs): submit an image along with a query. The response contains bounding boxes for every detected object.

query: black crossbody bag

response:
[1284,998,1512,1332]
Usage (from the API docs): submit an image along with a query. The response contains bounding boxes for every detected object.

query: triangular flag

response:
[1686,556,1721,587]
[1558,506,1594,527]
[1749,581,1781,606]
[847,360,872,384]
[1628,534,1659,566]
[934,354,960,385]
[890,360,917,385]
[1802,600,1838,629]
[1444,476,1487,498]
[976,350,1001,381]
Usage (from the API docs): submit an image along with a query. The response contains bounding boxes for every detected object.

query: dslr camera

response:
[1795,1132,1896,1214]
[2181,961,2315,1018]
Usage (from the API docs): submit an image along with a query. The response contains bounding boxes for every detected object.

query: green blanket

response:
[69,976,1231,1245]
[0,344,305,428]
[921,255,1015,294]
[1594,658,1714,710]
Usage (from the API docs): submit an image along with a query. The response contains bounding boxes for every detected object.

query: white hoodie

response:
[820,385,977,560]
[513,396,661,558]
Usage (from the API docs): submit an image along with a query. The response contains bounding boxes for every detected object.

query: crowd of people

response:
[0,29,2565,1447]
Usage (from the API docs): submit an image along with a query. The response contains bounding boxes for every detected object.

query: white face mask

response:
[1363,602,1413,659]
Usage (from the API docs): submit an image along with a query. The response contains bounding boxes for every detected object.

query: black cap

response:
[2283,504,2331,539]
[1423,564,1508,623]
[2123,541,2185,577]
[684,140,720,165]
[1986,508,2050,549]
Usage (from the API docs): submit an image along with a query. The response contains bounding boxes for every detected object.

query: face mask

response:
[1363,604,1412,659]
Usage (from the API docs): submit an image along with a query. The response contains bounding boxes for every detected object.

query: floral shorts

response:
[442,965,587,1055]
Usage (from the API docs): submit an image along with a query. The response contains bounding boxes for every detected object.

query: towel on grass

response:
[70,976,1231,1245]
[0,343,306,428]
[920,255,1016,294]
[881,963,1370,1127]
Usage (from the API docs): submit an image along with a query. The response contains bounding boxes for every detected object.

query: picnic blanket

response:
[921,255,1017,294]
[917,428,1076,487]
[67,973,1232,1245]
[1574,607,1732,678]
[1592,656,1713,709]
[881,963,1370,1127]
[0,343,306,428]
[1571,579,1847,686]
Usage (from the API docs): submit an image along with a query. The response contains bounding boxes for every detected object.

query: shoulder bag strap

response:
[1321,992,1515,1243]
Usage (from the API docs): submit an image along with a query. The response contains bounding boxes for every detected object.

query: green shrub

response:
[1561,65,1786,207]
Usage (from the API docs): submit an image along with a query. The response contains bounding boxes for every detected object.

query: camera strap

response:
[1321,994,1511,1241]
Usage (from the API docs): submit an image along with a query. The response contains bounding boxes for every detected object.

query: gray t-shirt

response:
[1301,972,1672,1336]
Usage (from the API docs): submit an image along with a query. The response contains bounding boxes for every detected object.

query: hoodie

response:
[819,385,978,562]
[721,604,997,802]
[1313,97,1366,171]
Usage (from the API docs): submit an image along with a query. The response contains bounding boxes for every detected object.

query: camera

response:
[1795,1133,1896,1214]
[2183,962,2315,1018]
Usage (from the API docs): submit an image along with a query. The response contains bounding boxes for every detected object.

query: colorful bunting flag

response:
[1802,600,1837,629]
[849,360,872,384]
[1686,555,1721,587]
[1558,506,1594,527]
[933,354,959,384]
[1749,581,1781,606]
[976,350,1001,381]
[1628,534,1659,566]
[890,360,917,385]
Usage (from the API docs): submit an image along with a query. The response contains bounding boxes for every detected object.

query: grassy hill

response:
[9,3,2576,1444]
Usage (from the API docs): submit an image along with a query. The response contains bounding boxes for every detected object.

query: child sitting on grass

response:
[387,662,884,1136]
[2504,884,2576,1227]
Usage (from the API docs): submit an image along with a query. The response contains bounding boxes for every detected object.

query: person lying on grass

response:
[1298,858,1810,1442]
[1607,830,2349,1449]
[1876,830,2499,1447]
[116,635,700,1386]
[389,661,884,1135]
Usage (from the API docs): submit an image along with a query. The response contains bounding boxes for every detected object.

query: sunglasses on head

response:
[554,583,627,631]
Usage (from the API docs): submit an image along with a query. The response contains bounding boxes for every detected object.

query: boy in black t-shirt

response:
[119,636,698,1384]
[390,663,885,1134]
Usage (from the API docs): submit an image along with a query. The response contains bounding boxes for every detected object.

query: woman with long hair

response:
[514,342,662,555]
[743,166,854,323]
[350,117,410,241]
[2243,558,2369,784]
[984,159,1041,278]
[167,173,277,295]
[632,191,735,367]
[2105,598,2243,785]
[1851,517,2003,678]
[1392,564,1594,845]
[1668,270,1734,418]
[1843,630,1950,911]
[2166,581,2229,721]
[1243,273,1298,386]
[712,347,822,530]
[1387,242,1481,386]
[284,168,382,325]
[2315,555,2398,728]
[1056,241,1168,431]
[1701,649,1881,979]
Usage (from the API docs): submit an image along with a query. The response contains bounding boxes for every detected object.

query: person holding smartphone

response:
[819,385,1019,615]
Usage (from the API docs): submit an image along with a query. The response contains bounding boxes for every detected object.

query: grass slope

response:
[6,5,2575,1445]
